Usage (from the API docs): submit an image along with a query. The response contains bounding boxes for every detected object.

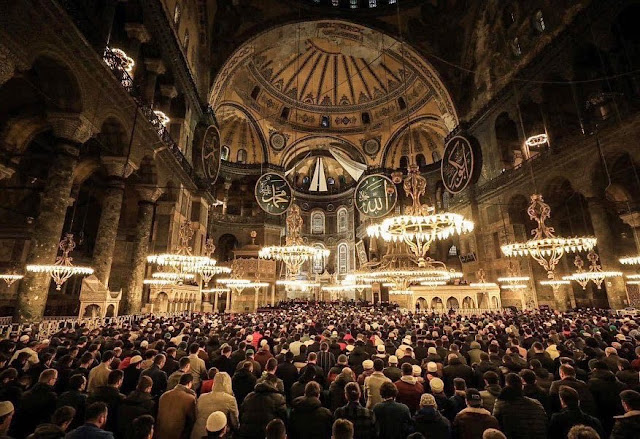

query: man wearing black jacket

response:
[548,386,603,439]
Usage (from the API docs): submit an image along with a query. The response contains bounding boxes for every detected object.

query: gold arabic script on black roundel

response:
[255,173,293,215]
[354,174,397,218]
[441,135,476,194]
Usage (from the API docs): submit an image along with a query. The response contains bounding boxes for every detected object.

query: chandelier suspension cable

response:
[395,0,416,166]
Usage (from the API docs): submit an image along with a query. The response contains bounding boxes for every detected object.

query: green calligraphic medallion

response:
[354,174,397,218]
[255,173,293,215]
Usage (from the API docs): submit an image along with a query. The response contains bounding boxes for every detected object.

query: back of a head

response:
[401,362,413,376]
[132,414,155,439]
[39,368,57,384]
[519,369,536,385]
[307,352,317,362]
[453,377,466,392]
[373,359,384,372]
[179,357,191,369]
[505,373,522,391]
[189,343,199,354]
[559,385,580,409]
[379,381,398,400]
[52,405,76,427]
[179,373,193,386]
[86,402,108,422]
[154,354,165,365]
[621,389,640,411]
[137,375,153,393]
[108,369,124,386]
[567,425,601,439]
[265,418,286,439]
[483,428,506,439]
[560,363,576,378]
[266,358,277,372]
[483,371,499,385]
[344,382,361,402]
[305,381,321,398]
[102,350,115,363]
[332,419,354,439]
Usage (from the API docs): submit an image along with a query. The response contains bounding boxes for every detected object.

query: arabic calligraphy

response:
[354,174,397,218]
[255,173,292,215]
[201,126,221,183]
[441,136,476,194]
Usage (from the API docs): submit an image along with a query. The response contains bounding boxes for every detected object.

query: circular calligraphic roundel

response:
[270,132,286,151]
[201,126,222,183]
[255,172,293,215]
[354,174,397,218]
[440,135,479,194]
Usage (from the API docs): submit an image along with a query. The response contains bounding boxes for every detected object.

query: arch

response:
[29,54,83,113]
[491,296,499,308]
[446,296,459,309]
[337,207,348,233]
[462,296,475,309]
[221,145,230,161]
[337,242,349,274]
[382,115,450,169]
[415,297,427,310]
[431,297,444,310]
[96,116,129,156]
[105,304,115,317]
[155,292,169,313]
[310,210,325,234]
[282,135,366,169]
[216,102,268,164]
[312,243,326,274]
[217,233,238,262]
[83,304,101,318]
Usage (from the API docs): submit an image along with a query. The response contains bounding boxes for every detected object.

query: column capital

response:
[47,112,94,145]
[124,22,151,43]
[620,211,640,229]
[135,184,164,203]
[144,58,166,75]
[101,156,138,178]
[0,162,16,181]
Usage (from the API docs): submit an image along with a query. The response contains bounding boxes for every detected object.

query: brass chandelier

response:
[564,250,621,289]
[26,233,94,290]
[501,194,597,278]
[367,165,473,267]
[259,204,329,277]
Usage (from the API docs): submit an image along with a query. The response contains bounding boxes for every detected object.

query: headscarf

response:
[212,372,233,396]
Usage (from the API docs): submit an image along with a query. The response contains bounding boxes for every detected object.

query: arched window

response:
[337,208,348,233]
[221,146,230,161]
[442,192,450,209]
[533,10,546,32]
[416,153,426,167]
[311,211,325,235]
[398,97,406,110]
[184,30,190,51]
[399,156,409,169]
[511,38,522,57]
[337,243,349,274]
[313,244,325,274]
[250,86,260,100]
[173,4,181,24]
[237,148,247,163]
[448,245,458,256]
[349,0,358,9]
[432,151,441,162]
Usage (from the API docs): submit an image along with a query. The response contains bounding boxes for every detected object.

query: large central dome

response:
[210,20,458,170]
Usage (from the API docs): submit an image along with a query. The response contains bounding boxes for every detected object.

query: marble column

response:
[253,287,259,312]
[213,291,219,313]
[587,197,627,309]
[122,185,163,314]
[92,157,136,287]
[222,179,232,215]
[225,290,231,313]
[16,142,79,322]
[270,284,275,307]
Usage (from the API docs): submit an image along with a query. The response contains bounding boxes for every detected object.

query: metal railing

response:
[0,311,189,340]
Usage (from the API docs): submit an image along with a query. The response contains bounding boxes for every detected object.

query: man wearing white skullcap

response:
[0,401,14,437]
[205,411,228,438]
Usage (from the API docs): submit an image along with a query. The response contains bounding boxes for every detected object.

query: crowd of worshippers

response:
[0,304,639,439]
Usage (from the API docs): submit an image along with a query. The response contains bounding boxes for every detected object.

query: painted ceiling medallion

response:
[269,132,286,151]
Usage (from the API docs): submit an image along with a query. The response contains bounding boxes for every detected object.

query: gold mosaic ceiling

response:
[210,20,458,167]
